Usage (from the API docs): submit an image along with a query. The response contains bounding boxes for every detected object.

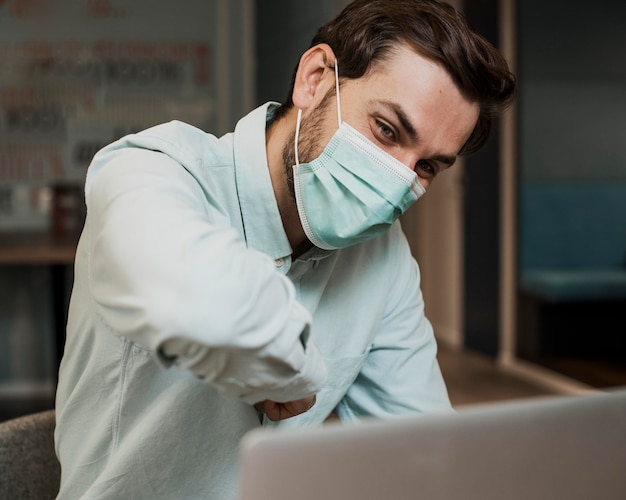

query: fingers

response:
[254,395,317,421]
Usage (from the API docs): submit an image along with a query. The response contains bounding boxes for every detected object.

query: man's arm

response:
[85,147,326,408]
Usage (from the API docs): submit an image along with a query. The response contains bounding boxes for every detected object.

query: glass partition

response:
[516,0,626,387]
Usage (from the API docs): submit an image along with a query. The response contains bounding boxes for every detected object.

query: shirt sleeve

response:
[335,226,453,420]
[85,147,326,404]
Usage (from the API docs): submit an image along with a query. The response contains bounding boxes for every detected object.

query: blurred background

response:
[0,0,624,420]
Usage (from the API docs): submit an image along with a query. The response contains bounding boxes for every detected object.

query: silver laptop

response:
[239,389,626,500]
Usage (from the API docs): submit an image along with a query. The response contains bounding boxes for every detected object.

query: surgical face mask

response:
[293,61,426,250]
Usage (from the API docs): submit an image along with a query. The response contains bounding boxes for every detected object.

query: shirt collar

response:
[233,102,293,260]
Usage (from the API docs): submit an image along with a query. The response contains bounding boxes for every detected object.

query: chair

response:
[0,409,61,499]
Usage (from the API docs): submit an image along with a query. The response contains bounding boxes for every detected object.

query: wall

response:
[0,0,254,399]
[518,0,626,272]
[403,163,465,349]
[255,0,351,106]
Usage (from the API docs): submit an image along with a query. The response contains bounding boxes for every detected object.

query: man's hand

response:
[254,395,316,421]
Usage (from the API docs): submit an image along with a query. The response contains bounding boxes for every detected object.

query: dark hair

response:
[277,0,516,155]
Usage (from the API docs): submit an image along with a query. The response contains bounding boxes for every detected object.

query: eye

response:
[416,160,436,179]
[374,119,397,143]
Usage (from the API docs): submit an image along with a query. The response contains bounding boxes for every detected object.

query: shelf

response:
[0,231,79,265]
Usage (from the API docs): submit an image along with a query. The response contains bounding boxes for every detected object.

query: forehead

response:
[355,44,464,107]
[347,45,479,153]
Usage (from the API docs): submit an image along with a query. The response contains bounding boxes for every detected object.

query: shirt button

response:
[274,258,284,268]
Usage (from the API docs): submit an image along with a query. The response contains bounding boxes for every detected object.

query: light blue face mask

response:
[293,61,426,250]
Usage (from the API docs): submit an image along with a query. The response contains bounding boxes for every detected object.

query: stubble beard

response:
[281,86,337,202]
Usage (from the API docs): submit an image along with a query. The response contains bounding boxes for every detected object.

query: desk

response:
[0,231,80,369]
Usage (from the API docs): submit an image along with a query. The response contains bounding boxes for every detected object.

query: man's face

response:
[283,44,480,198]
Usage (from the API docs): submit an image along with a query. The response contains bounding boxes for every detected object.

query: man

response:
[55,0,515,498]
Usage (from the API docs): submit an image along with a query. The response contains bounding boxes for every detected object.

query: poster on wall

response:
[0,0,223,230]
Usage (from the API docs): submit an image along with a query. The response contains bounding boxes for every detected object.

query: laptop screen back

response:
[239,390,626,500]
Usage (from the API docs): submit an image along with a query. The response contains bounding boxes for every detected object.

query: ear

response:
[292,44,336,110]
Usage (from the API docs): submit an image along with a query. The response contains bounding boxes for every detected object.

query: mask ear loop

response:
[294,108,302,166]
[334,59,342,126]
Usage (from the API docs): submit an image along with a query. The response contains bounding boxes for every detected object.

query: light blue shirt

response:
[54,103,451,500]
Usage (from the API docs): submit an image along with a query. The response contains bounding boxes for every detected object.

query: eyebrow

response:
[377,100,457,168]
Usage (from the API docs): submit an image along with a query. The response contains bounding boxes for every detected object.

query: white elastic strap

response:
[334,59,342,126]
[294,108,302,166]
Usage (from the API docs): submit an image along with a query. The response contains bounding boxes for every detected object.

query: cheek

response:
[299,121,332,163]
[352,115,372,132]
[339,109,371,136]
